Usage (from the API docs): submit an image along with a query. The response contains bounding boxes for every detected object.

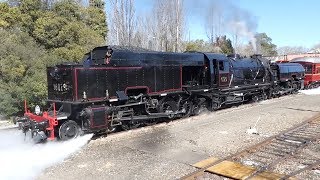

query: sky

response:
[132,0,320,49]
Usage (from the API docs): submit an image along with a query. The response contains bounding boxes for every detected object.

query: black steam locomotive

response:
[16,46,305,141]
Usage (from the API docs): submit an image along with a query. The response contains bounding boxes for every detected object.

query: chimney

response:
[227,54,241,59]
[251,54,262,59]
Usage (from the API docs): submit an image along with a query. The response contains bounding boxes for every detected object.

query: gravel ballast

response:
[38,93,320,180]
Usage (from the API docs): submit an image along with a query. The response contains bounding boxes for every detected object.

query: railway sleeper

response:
[270,140,301,148]
[265,145,296,155]
[250,153,278,161]
[258,148,287,157]
[241,158,267,167]
[284,134,315,141]
[277,135,311,144]
[289,132,319,139]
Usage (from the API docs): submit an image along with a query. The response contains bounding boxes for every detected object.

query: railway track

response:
[181,113,320,180]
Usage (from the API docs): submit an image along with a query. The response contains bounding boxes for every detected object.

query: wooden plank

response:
[206,161,256,179]
[193,157,219,168]
[193,158,293,180]
[251,171,285,180]
[252,172,296,180]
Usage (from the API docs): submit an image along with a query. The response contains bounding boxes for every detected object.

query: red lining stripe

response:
[75,67,142,70]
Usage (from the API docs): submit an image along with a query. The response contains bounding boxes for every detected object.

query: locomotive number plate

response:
[221,76,228,82]
[53,83,68,92]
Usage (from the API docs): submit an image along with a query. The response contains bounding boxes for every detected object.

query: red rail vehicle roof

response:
[291,57,320,63]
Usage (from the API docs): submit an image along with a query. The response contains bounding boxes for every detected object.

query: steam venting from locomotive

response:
[226,2,259,54]
[190,0,259,53]
[0,130,92,180]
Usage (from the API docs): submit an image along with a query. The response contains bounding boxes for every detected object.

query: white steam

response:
[0,130,92,180]
[225,2,258,53]
[299,87,320,95]
[228,21,257,52]
[189,0,259,53]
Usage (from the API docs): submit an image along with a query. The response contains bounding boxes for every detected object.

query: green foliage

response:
[82,6,107,38]
[220,38,234,54]
[185,40,206,52]
[53,0,82,21]
[184,39,216,52]
[0,0,108,117]
[0,3,23,28]
[215,36,234,55]
[0,30,49,116]
[255,33,277,56]
[33,12,68,48]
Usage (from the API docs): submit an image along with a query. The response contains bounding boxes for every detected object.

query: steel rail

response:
[280,160,320,179]
[181,113,320,180]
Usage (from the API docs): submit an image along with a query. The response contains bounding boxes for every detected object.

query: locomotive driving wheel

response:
[59,120,80,141]
[251,95,260,102]
[181,101,193,118]
[121,121,141,130]
[159,100,178,119]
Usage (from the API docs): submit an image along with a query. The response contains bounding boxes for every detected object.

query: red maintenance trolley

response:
[291,57,320,88]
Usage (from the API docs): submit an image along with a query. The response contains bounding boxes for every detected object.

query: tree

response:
[205,1,224,44]
[150,0,185,52]
[255,33,277,56]
[277,46,308,55]
[0,3,19,28]
[33,12,68,48]
[0,29,52,116]
[236,42,254,56]
[212,36,234,54]
[32,1,106,61]
[309,43,320,53]
[185,39,206,52]
[82,1,107,38]
[108,0,136,46]
[184,39,213,52]
[0,0,108,117]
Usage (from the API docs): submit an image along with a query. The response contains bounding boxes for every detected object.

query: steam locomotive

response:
[16,46,305,142]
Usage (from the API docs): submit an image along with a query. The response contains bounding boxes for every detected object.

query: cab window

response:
[219,61,224,71]
[218,60,229,72]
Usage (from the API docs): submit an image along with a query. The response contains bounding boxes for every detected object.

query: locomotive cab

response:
[217,60,230,87]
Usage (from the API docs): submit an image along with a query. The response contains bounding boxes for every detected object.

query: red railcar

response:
[291,57,320,88]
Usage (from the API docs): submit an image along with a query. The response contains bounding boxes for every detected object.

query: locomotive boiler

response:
[16,46,305,142]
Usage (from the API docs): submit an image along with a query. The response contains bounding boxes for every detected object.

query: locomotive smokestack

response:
[251,54,262,59]
[227,54,241,59]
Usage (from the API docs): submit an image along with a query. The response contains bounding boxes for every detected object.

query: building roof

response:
[290,57,320,63]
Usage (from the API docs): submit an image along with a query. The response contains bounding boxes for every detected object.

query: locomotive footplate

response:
[15,101,59,142]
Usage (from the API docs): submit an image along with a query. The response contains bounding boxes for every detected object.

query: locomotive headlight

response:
[35,105,41,115]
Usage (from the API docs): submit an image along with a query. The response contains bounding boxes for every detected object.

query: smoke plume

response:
[0,129,92,180]
[186,0,259,53]
[225,2,258,53]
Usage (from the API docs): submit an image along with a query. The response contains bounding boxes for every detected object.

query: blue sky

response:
[132,0,320,48]
[235,0,320,48]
